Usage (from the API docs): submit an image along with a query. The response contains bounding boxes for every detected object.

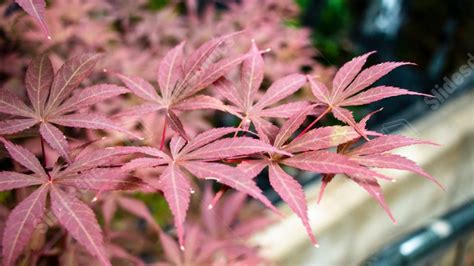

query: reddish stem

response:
[40,137,52,181]
[40,136,47,168]
[222,155,248,163]
[294,107,331,140]
[233,119,244,138]
[317,174,334,204]
[223,158,245,163]
[92,190,103,203]
[160,118,167,150]
[208,186,229,210]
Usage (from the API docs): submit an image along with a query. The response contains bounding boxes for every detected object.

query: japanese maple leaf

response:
[59,239,139,266]
[305,52,431,139]
[101,191,161,234]
[15,0,51,39]
[122,128,291,248]
[197,186,272,264]
[316,133,443,223]
[0,53,136,161]
[0,137,144,266]
[156,223,223,266]
[114,33,248,143]
[157,186,271,266]
[201,185,272,240]
[99,192,161,265]
[237,105,391,246]
[157,221,265,266]
[213,40,309,142]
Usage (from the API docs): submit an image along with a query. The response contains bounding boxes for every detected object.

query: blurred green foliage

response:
[318,1,351,56]
[134,192,172,226]
[0,191,11,204]
[148,0,170,11]
[308,0,352,64]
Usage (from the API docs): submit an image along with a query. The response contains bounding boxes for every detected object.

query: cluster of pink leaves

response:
[1,33,441,264]
[1,0,326,88]
[152,186,273,265]
[0,135,153,265]
[0,3,442,264]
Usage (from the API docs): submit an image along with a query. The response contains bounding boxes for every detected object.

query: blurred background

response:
[255,0,474,265]
[299,0,474,129]
[0,0,473,265]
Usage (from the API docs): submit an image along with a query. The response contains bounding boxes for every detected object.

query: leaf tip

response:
[317,183,327,205]
[263,48,272,53]
[440,185,446,192]
[433,179,446,191]
[362,134,370,141]
[275,209,285,219]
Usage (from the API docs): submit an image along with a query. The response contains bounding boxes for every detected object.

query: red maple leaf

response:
[0,137,146,266]
[317,132,443,223]
[114,33,248,146]
[122,129,291,248]
[302,52,431,139]
[0,53,136,162]
[213,40,309,143]
[238,106,388,246]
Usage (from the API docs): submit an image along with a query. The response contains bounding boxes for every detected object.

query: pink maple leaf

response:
[213,40,309,143]
[114,33,247,145]
[121,129,290,248]
[0,137,146,266]
[15,0,51,39]
[238,106,395,246]
[315,118,443,224]
[303,52,432,139]
[0,53,137,161]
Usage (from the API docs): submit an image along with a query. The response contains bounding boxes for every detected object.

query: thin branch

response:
[294,106,331,140]
[160,118,167,150]
[40,136,52,181]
